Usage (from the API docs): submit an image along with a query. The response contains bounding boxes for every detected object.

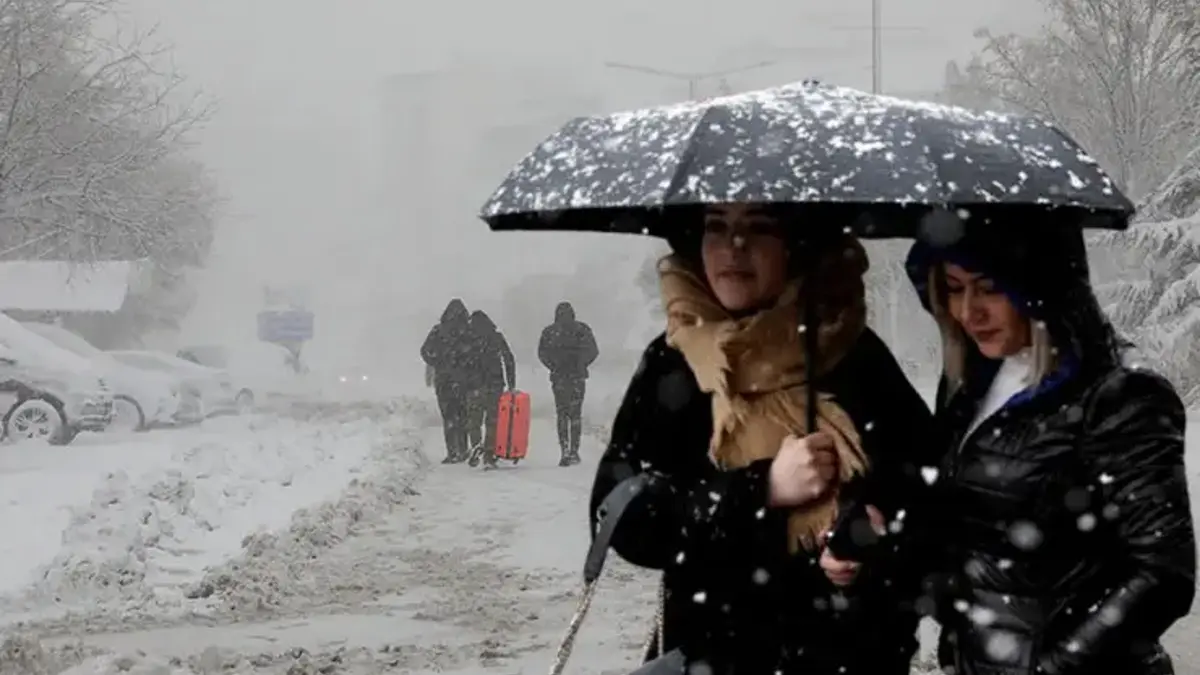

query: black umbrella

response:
[492,82,1133,675]
[479,80,1133,237]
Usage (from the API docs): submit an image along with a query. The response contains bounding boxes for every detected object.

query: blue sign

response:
[257,310,314,343]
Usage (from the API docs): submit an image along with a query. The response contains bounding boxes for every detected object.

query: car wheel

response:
[235,390,255,414]
[5,399,66,444]
[111,396,146,433]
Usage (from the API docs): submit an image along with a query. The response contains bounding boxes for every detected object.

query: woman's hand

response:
[768,432,837,507]
[819,505,886,586]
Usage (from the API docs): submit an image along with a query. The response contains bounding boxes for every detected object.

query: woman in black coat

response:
[907,218,1196,675]
[588,204,936,675]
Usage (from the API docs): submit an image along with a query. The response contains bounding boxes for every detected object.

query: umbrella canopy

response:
[480,81,1134,237]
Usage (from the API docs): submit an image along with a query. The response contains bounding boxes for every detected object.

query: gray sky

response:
[125,0,1043,366]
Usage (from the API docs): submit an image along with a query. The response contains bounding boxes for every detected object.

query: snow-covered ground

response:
[1,392,1198,675]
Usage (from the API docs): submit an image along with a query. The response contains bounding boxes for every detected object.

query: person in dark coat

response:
[421,298,474,464]
[537,301,599,467]
[465,309,517,469]
[588,203,936,675]
[906,216,1196,675]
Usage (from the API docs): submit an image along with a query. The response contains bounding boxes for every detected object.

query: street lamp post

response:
[872,0,881,93]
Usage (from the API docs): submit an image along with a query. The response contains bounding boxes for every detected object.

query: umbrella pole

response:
[548,579,600,675]
[803,246,819,434]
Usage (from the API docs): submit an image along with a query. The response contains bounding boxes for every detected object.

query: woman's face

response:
[701,204,789,312]
[943,262,1031,359]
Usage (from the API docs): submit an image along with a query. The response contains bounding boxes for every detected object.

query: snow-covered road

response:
[0,406,660,675]
[2,402,1199,675]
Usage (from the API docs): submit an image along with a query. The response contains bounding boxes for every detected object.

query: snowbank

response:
[0,411,424,624]
[183,423,429,619]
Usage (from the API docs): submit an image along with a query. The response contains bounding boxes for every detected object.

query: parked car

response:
[176,343,305,408]
[20,322,188,431]
[107,350,245,416]
[0,315,113,444]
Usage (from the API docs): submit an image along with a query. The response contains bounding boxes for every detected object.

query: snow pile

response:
[0,633,96,675]
[184,424,430,619]
[7,416,402,619]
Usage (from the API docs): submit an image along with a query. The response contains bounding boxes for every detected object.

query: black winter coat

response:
[538,302,599,382]
[929,359,1195,675]
[465,310,516,392]
[421,299,474,386]
[589,328,936,675]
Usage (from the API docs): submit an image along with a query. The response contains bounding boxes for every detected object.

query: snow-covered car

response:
[0,315,113,444]
[175,342,309,408]
[20,322,186,431]
[107,350,247,416]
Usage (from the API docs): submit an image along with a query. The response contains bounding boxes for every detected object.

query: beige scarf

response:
[659,241,870,552]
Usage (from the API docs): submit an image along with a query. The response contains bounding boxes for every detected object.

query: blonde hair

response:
[927,267,1056,400]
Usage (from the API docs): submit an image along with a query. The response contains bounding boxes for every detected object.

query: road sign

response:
[257,310,314,343]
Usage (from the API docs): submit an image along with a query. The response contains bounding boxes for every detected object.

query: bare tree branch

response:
[0,0,219,268]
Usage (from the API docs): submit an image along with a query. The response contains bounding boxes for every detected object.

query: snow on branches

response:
[944,0,1200,199]
[0,0,217,266]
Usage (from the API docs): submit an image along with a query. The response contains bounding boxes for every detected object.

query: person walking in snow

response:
[589,204,935,675]
[537,301,598,466]
[907,218,1195,675]
[464,309,517,470]
[421,298,474,464]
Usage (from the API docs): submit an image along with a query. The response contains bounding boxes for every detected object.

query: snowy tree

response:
[950,0,1200,197]
[1137,143,1200,221]
[861,241,940,378]
[1090,216,1200,402]
[0,0,216,265]
[0,0,218,339]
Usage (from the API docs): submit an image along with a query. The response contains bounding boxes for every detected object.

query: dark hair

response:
[664,204,847,278]
[908,218,1126,377]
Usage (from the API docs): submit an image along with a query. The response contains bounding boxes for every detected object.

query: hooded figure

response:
[587,203,935,675]
[537,301,598,466]
[464,309,516,469]
[906,217,1195,675]
[421,298,474,463]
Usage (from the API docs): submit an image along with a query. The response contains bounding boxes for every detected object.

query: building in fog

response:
[371,62,605,368]
[379,62,604,238]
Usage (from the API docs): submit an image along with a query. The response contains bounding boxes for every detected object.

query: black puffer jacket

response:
[908,221,1196,675]
[930,358,1194,675]
[538,301,599,382]
[589,328,936,675]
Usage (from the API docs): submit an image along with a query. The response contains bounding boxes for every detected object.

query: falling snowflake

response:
[1008,520,1043,550]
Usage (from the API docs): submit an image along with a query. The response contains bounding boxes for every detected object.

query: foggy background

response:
[121,0,1045,381]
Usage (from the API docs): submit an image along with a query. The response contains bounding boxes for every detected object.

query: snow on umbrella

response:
[479,80,1134,237]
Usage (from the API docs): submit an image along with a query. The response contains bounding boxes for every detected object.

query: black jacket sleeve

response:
[834,332,937,629]
[579,323,599,369]
[1038,368,1196,674]
[497,334,516,389]
[588,337,789,571]
[537,326,554,371]
[420,325,443,368]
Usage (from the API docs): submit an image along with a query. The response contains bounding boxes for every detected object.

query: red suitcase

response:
[495,390,531,463]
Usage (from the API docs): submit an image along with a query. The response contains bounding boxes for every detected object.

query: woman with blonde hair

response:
[906,216,1195,675]
[588,203,935,675]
